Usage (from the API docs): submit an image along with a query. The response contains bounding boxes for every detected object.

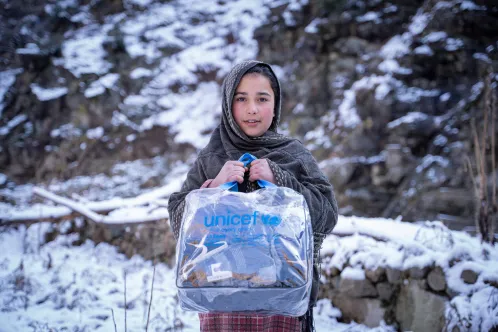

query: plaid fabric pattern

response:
[199,313,302,332]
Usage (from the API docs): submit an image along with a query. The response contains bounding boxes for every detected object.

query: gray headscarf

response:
[218,60,292,154]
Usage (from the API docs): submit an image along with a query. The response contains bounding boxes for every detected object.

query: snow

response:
[50,123,82,139]
[473,53,492,63]
[0,114,28,136]
[62,30,113,78]
[304,18,325,34]
[423,31,448,43]
[460,1,487,11]
[84,73,120,98]
[15,43,41,55]
[356,12,381,23]
[86,126,104,140]
[336,75,394,127]
[380,35,410,59]
[387,111,429,129]
[341,267,366,280]
[440,92,451,102]
[0,223,398,332]
[130,67,153,79]
[445,38,464,51]
[141,82,221,148]
[378,59,412,75]
[0,173,7,185]
[414,45,434,55]
[30,84,68,101]
[0,68,23,117]
[408,11,429,35]
[415,155,450,173]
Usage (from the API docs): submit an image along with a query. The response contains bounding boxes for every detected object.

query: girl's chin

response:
[242,128,265,137]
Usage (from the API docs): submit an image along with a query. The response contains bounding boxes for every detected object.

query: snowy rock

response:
[338,277,378,298]
[396,280,447,332]
[386,268,402,284]
[460,269,478,285]
[365,267,386,283]
[408,266,430,279]
[376,282,394,301]
[332,293,386,328]
[427,266,447,292]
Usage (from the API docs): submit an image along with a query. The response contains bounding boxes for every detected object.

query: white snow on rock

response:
[414,45,434,55]
[84,73,120,98]
[86,126,104,140]
[62,30,113,78]
[387,111,430,129]
[380,34,411,59]
[0,68,23,117]
[0,114,28,136]
[460,0,487,11]
[423,31,448,43]
[356,11,381,23]
[30,84,68,101]
[15,43,41,55]
[130,67,153,79]
[341,266,366,280]
[408,10,429,35]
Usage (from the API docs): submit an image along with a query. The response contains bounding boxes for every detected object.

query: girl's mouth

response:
[244,120,260,127]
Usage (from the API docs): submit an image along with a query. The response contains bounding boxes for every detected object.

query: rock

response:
[396,280,447,332]
[376,282,394,301]
[365,267,385,283]
[332,293,385,328]
[333,37,373,57]
[446,285,460,299]
[338,277,378,298]
[384,145,416,185]
[461,269,478,284]
[427,267,447,292]
[328,266,341,277]
[409,266,430,279]
[321,160,357,190]
[386,268,402,284]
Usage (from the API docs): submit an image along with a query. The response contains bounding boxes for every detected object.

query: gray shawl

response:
[167,60,338,308]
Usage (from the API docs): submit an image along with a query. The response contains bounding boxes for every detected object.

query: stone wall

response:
[319,254,483,331]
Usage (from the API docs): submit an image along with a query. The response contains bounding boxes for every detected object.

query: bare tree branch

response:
[146,261,156,332]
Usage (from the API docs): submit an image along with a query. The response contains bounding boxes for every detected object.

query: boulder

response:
[396,280,447,332]
[338,277,378,298]
[427,267,447,292]
[332,293,386,328]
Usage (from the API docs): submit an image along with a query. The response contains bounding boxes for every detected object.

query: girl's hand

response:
[210,161,247,187]
[248,159,276,184]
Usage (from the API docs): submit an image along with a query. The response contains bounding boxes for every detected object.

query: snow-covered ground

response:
[0,221,395,332]
[1,173,497,331]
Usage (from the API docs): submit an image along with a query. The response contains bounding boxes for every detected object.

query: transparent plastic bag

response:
[175,186,313,316]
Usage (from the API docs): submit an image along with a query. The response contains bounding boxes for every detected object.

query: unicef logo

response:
[203,210,281,227]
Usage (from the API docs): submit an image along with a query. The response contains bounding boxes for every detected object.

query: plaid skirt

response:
[198,313,302,332]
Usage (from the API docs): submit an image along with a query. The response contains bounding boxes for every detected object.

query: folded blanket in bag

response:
[175,154,313,316]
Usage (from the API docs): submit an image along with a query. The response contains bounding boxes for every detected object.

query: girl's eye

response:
[259,97,268,102]
[236,97,246,102]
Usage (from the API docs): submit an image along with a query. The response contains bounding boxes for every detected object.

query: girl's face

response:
[232,73,275,137]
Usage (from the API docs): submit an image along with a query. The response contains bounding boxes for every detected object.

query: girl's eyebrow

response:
[234,91,272,96]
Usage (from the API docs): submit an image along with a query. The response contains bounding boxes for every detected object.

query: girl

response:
[168,60,338,332]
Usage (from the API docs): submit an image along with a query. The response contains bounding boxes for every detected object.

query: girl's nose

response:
[247,102,258,114]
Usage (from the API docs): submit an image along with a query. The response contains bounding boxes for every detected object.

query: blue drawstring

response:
[218,153,277,192]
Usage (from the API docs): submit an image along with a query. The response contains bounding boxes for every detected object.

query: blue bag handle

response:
[218,153,277,191]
